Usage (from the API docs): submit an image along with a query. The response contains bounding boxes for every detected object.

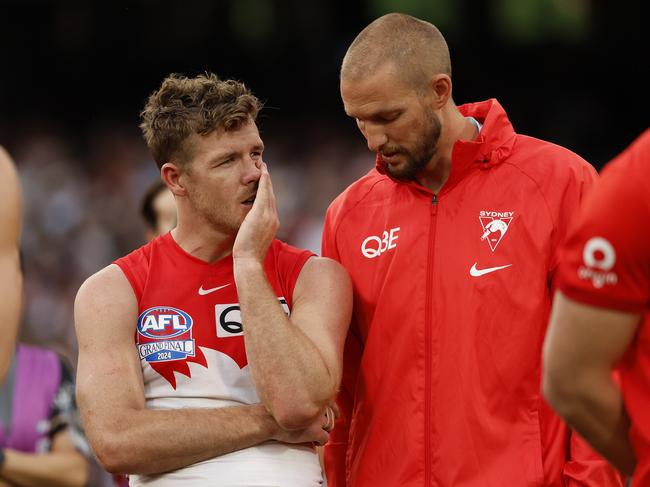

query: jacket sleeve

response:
[321,207,349,487]
[548,159,598,291]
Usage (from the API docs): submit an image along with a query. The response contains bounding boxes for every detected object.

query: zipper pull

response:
[431,194,438,215]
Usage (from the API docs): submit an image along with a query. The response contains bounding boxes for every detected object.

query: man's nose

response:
[364,125,387,153]
[242,157,262,185]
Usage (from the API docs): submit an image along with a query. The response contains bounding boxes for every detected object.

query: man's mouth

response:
[242,193,256,206]
[380,152,401,164]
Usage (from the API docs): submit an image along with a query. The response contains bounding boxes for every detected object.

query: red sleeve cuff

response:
[558,282,647,314]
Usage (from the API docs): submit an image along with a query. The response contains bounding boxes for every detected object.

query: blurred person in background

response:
[140,180,177,241]
[0,148,22,384]
[0,346,89,487]
[544,129,650,484]
[322,13,622,487]
[75,73,351,486]
[0,259,90,487]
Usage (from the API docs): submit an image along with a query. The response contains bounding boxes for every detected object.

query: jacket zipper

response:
[425,193,438,486]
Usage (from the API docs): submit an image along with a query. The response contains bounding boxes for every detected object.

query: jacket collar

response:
[375,98,517,194]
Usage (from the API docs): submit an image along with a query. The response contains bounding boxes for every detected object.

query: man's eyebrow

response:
[208,151,236,163]
[349,108,400,120]
[372,109,401,117]
[208,144,265,163]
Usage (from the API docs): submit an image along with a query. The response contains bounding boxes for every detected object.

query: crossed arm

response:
[0,147,22,383]
[235,257,351,429]
[233,163,353,429]
[543,291,640,476]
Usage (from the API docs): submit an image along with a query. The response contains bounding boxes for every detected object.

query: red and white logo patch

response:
[479,211,514,251]
[578,236,618,288]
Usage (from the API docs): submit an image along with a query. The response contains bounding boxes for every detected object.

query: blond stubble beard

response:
[384,110,442,181]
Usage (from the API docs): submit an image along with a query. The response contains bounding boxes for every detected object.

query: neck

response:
[171,210,235,264]
[416,106,479,193]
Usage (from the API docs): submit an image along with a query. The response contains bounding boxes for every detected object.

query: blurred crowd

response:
[13,122,372,363]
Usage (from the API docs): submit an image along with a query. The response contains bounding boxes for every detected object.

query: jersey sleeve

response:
[557,135,650,312]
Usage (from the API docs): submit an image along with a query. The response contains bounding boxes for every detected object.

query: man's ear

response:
[161,162,187,197]
[429,73,452,109]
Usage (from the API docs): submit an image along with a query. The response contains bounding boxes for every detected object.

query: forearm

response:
[234,260,335,425]
[88,403,279,475]
[0,449,87,487]
[546,372,635,475]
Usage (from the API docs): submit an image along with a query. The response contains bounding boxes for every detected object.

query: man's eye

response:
[378,113,399,122]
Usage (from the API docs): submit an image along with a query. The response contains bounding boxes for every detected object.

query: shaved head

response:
[341,13,451,90]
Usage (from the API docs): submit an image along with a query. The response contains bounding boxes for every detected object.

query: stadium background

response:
[1,0,647,366]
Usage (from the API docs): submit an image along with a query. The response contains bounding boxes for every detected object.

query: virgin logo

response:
[578,236,618,288]
[361,227,400,259]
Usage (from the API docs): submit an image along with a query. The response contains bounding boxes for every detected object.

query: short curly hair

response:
[140,72,263,168]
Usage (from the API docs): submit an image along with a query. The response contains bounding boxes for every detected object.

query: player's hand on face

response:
[233,162,279,264]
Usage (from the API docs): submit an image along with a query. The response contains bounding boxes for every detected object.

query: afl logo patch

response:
[136,307,196,363]
[137,307,193,339]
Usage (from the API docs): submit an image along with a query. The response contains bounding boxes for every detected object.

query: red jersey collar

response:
[374,98,517,193]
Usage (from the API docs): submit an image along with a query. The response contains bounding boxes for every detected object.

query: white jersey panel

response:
[143,347,260,406]
[130,442,322,487]
[137,348,322,486]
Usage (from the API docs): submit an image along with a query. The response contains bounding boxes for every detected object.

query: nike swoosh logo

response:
[469,263,512,277]
[198,283,231,295]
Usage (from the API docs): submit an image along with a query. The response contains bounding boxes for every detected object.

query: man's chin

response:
[385,163,416,181]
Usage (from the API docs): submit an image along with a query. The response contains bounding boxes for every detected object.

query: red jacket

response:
[322,99,622,486]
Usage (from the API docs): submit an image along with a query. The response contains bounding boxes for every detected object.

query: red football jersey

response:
[557,129,650,485]
[114,233,322,486]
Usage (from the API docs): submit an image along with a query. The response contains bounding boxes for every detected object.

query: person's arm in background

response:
[0,147,22,383]
[544,293,638,476]
[0,430,89,487]
[0,356,89,486]
[75,264,329,476]
[544,131,650,484]
[233,164,352,429]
